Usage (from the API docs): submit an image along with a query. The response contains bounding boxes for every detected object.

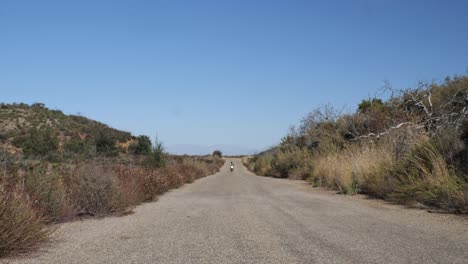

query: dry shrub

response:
[0,191,49,257]
[66,164,118,216]
[389,141,467,212]
[272,147,314,179]
[311,137,467,212]
[114,156,224,202]
[24,166,74,222]
[248,154,274,176]
[0,155,224,258]
[113,165,145,209]
[178,159,208,182]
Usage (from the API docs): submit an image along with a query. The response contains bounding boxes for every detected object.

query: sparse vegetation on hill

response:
[246,75,468,213]
[0,103,224,258]
[0,103,131,159]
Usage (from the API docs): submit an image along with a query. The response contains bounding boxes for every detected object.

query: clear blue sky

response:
[1,0,468,154]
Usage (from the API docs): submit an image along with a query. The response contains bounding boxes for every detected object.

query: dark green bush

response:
[144,141,166,168]
[129,135,152,155]
[212,150,222,157]
[94,131,118,156]
[358,98,386,113]
[21,128,59,157]
[64,139,87,154]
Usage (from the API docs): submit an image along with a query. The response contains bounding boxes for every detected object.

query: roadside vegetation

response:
[0,104,224,258]
[246,75,468,214]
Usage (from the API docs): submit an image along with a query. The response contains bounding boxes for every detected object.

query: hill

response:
[0,103,133,158]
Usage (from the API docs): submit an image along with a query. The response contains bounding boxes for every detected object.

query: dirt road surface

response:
[4,159,467,264]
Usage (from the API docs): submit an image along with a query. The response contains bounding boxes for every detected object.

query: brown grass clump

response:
[0,191,50,257]
[389,141,467,212]
[66,164,121,217]
[25,166,74,222]
[312,142,394,194]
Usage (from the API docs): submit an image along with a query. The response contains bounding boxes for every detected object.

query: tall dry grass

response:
[247,134,467,213]
[247,147,314,179]
[0,190,50,258]
[389,141,467,212]
[312,142,394,194]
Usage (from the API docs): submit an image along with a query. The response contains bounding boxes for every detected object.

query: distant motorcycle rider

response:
[230,161,234,172]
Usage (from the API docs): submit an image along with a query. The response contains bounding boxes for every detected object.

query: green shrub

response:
[64,139,87,154]
[249,154,273,176]
[21,128,59,157]
[144,141,166,168]
[358,98,386,113]
[94,131,118,156]
[271,146,313,178]
[129,135,152,155]
[212,150,222,158]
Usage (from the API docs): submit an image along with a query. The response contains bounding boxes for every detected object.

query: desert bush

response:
[247,75,468,212]
[0,191,49,257]
[271,146,314,179]
[20,128,59,158]
[389,141,467,212]
[144,140,166,168]
[113,166,146,208]
[94,130,119,157]
[248,154,274,176]
[212,150,222,158]
[64,139,89,155]
[24,166,72,222]
[67,164,118,216]
[129,135,152,155]
[0,150,224,258]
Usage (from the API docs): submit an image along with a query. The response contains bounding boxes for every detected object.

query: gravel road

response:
[3,159,467,264]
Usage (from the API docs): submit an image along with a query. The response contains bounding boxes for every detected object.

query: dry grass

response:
[246,147,314,179]
[0,156,224,258]
[312,143,394,194]
[0,190,50,258]
[389,141,467,212]
[248,136,467,213]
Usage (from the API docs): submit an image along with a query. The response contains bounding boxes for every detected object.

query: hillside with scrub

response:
[246,75,468,213]
[0,103,224,257]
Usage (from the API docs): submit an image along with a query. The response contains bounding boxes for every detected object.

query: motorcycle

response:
[230,164,234,172]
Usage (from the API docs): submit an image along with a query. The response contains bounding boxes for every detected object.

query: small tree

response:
[358,98,385,113]
[129,135,152,155]
[94,130,118,156]
[212,150,222,157]
[144,138,166,168]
